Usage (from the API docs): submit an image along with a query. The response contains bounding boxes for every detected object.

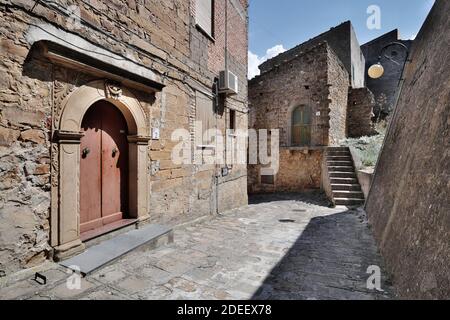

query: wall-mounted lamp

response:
[368,63,385,79]
[368,42,410,80]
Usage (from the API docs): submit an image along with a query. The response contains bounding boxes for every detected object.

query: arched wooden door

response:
[292,105,312,146]
[80,101,129,235]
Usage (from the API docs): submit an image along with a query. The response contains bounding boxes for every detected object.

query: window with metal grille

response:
[291,105,312,146]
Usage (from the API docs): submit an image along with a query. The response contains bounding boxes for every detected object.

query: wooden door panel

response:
[100,102,129,221]
[80,100,129,235]
[80,105,102,233]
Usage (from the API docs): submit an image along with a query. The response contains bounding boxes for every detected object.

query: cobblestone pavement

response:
[0,193,394,300]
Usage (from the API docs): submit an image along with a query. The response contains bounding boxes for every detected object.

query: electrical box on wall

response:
[219,70,239,95]
[152,128,160,140]
[221,167,229,177]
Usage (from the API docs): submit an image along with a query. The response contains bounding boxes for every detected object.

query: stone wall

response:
[361,30,412,120]
[249,43,346,147]
[365,0,449,299]
[327,46,350,145]
[248,149,323,194]
[0,0,248,275]
[248,43,349,193]
[259,21,365,88]
[347,87,376,138]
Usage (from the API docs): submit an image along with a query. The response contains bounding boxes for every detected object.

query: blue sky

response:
[248,0,435,78]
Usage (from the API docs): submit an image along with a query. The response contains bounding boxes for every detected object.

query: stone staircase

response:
[326,147,365,207]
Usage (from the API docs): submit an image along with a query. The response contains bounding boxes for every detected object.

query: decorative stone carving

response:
[49,80,151,259]
[53,80,75,130]
[105,80,123,100]
[51,143,59,188]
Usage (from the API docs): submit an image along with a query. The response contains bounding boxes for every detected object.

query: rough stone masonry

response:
[365,0,450,299]
[0,0,249,275]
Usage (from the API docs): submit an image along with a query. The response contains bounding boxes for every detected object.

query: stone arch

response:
[59,80,148,136]
[53,80,151,259]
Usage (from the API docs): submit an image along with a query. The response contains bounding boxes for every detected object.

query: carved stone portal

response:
[51,80,151,260]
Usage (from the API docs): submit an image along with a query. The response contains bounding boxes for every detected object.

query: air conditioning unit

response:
[219,70,239,95]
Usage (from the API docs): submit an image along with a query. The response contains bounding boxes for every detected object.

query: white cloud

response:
[248,44,286,80]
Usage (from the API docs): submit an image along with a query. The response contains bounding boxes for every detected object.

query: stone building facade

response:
[248,43,349,193]
[361,30,412,121]
[0,0,248,275]
[248,21,376,193]
[259,21,366,89]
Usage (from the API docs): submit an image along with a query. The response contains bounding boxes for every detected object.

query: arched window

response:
[291,105,312,146]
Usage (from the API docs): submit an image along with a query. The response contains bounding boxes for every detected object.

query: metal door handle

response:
[82,148,90,158]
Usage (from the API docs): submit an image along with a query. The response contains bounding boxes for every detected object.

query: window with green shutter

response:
[291,105,312,146]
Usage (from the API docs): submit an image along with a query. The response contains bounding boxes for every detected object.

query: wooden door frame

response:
[287,102,314,147]
[52,80,151,260]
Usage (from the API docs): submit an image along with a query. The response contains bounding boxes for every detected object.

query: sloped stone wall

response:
[365,0,450,299]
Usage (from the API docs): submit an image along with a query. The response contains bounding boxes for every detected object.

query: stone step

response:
[330,177,358,184]
[327,161,353,167]
[329,171,357,178]
[327,151,351,156]
[327,156,352,161]
[333,190,365,199]
[328,166,355,173]
[60,224,173,276]
[327,147,349,152]
[334,198,365,206]
[331,183,362,191]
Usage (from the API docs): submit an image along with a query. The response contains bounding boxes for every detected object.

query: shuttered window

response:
[195,0,213,37]
[195,91,216,165]
[292,105,312,146]
[196,91,215,134]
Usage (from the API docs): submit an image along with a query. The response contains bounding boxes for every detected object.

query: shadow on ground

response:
[251,209,393,300]
[249,191,332,207]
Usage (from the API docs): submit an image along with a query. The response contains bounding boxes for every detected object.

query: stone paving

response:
[0,192,394,300]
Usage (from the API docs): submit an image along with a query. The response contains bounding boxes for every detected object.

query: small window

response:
[229,109,236,131]
[196,0,214,37]
[261,175,275,185]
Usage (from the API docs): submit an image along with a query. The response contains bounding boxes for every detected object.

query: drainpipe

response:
[214,78,220,215]
[215,0,230,215]
[225,0,229,72]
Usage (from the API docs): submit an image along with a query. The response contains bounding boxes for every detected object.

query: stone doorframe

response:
[51,80,151,260]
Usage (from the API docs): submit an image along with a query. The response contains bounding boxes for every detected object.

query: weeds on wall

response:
[340,120,388,169]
